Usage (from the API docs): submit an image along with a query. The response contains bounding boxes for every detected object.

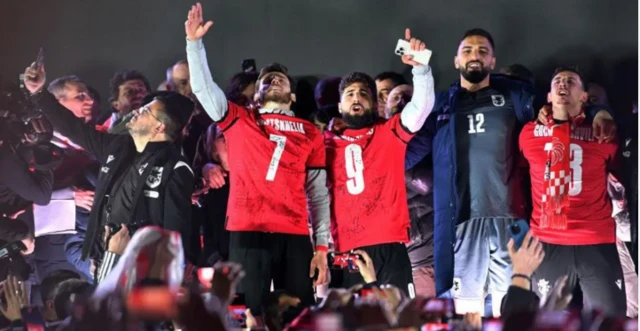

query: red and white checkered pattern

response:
[542,170,571,202]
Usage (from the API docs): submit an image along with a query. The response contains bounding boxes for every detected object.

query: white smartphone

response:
[394,39,432,66]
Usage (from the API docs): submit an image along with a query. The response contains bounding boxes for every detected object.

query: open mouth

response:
[557,89,569,96]
[467,62,482,70]
[351,104,364,113]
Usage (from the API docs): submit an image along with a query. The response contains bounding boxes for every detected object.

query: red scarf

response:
[540,113,584,229]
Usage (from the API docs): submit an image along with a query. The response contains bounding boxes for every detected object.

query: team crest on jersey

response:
[537,279,550,297]
[491,94,505,107]
[548,137,565,166]
[145,166,164,188]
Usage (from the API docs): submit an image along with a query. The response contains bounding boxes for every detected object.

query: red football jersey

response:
[519,121,618,245]
[325,115,414,252]
[219,103,325,235]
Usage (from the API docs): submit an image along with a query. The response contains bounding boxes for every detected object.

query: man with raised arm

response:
[325,29,435,297]
[184,2,330,324]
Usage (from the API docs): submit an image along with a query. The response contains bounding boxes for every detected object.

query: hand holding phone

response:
[507,225,545,278]
[23,47,46,94]
[35,47,45,70]
[327,252,362,272]
[395,29,432,66]
[509,219,530,251]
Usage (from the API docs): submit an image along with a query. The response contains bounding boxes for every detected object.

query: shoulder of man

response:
[167,148,194,177]
[432,90,451,113]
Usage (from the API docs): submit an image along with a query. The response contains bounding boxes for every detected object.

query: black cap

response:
[142,91,194,130]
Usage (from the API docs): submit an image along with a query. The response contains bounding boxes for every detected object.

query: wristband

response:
[511,273,531,282]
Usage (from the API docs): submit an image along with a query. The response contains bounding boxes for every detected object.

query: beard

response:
[342,108,379,129]
[258,89,292,106]
[460,62,490,84]
[126,121,153,137]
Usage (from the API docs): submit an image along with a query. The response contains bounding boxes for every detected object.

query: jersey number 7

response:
[266,134,287,181]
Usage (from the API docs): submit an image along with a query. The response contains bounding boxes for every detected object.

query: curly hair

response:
[108,69,151,103]
[338,72,377,101]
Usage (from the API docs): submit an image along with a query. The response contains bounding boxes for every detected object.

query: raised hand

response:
[354,250,376,283]
[401,28,426,67]
[0,276,27,322]
[23,62,46,95]
[541,275,573,311]
[211,262,245,306]
[185,2,214,41]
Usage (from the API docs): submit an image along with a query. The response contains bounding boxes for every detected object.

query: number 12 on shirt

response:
[345,144,365,195]
[543,142,583,196]
[266,134,287,181]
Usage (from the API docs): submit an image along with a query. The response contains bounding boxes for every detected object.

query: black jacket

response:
[32,92,194,262]
[0,144,53,215]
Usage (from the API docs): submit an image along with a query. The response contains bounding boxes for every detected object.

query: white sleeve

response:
[400,65,435,133]
[186,39,228,121]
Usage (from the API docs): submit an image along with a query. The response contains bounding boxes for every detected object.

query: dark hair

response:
[108,69,152,103]
[141,91,195,141]
[460,28,495,51]
[314,77,342,109]
[204,123,224,162]
[87,85,101,105]
[339,72,377,102]
[552,65,587,91]
[501,63,535,85]
[374,72,407,88]
[225,71,259,106]
[48,75,85,98]
[310,108,331,126]
[40,269,81,303]
[257,63,296,93]
[52,279,93,320]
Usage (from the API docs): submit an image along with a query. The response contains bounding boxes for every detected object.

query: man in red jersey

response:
[185,3,330,323]
[326,29,435,296]
[519,67,625,315]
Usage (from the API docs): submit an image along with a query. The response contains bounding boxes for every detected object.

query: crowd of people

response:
[0,2,637,330]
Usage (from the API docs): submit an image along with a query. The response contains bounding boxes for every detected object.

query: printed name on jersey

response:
[533,124,595,142]
[334,128,375,142]
[257,118,306,134]
[534,124,554,137]
[570,126,595,142]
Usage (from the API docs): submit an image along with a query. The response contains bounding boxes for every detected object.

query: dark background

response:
[0,0,637,116]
